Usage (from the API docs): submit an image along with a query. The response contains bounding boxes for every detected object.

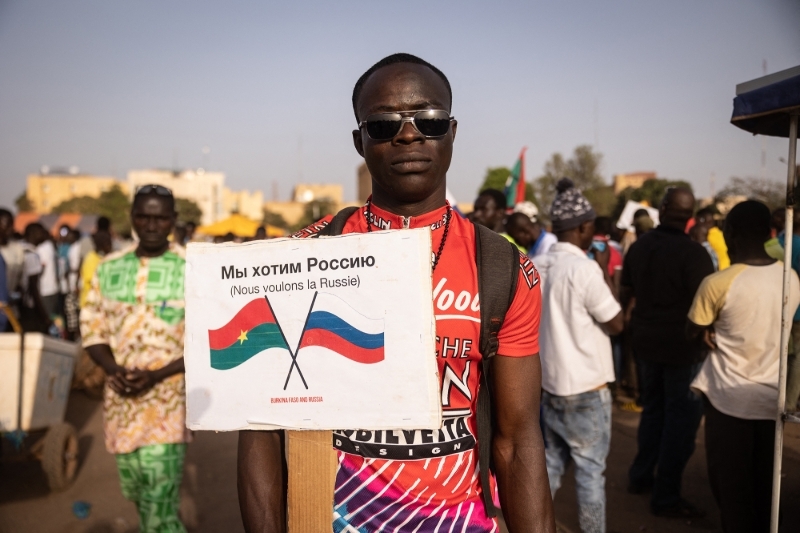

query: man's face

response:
[508,225,534,249]
[0,215,12,244]
[579,219,596,250]
[473,195,502,229]
[131,195,175,253]
[353,63,456,204]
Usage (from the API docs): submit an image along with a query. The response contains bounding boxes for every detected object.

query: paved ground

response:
[2,391,800,533]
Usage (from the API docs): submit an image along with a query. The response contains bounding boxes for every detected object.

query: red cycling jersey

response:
[294,200,541,532]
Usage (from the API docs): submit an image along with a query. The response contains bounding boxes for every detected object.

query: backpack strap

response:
[316,206,360,237]
[473,223,520,517]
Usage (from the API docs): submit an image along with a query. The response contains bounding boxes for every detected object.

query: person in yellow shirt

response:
[696,207,730,269]
[80,231,112,308]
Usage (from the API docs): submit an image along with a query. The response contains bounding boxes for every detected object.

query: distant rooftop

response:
[38,165,82,176]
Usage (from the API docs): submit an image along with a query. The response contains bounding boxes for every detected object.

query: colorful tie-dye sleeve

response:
[80,271,112,348]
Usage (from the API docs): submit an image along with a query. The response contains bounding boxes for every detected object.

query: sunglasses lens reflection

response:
[415,110,451,137]
[366,116,402,140]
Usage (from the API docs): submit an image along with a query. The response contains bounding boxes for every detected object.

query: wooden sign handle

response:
[286,430,337,533]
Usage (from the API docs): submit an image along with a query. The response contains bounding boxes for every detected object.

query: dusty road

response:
[2,391,800,533]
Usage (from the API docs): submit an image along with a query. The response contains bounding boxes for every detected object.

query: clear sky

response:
[1,0,798,207]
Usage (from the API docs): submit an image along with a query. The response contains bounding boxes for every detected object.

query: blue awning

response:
[731,66,800,138]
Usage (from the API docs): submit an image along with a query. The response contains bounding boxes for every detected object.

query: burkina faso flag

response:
[208,297,288,370]
[504,147,527,209]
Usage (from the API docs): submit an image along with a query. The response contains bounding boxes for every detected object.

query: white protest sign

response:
[184,228,441,431]
[616,200,660,231]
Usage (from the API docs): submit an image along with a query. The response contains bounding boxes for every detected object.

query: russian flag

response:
[298,292,384,364]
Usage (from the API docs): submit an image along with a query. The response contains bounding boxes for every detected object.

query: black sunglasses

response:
[135,184,173,197]
[359,109,454,141]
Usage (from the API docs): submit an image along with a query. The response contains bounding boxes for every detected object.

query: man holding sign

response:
[238,54,555,532]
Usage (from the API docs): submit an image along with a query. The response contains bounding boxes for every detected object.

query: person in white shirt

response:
[0,209,25,308]
[687,200,800,533]
[19,223,52,332]
[528,219,558,258]
[33,226,60,319]
[535,178,623,533]
[64,229,82,339]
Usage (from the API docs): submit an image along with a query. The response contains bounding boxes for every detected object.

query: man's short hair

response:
[132,187,175,212]
[725,200,771,244]
[478,189,507,211]
[352,53,452,121]
[97,216,111,232]
[696,206,718,219]
[595,216,613,235]
[506,212,532,232]
[0,208,13,221]
[24,222,45,239]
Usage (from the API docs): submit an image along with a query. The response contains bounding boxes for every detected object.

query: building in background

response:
[222,188,264,221]
[128,169,225,226]
[263,183,356,227]
[27,167,128,214]
[292,183,343,205]
[697,195,749,216]
[613,171,656,194]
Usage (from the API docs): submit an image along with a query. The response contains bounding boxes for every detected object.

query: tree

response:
[15,192,33,212]
[715,177,784,212]
[262,209,288,229]
[292,199,336,231]
[584,186,617,217]
[477,167,537,206]
[535,145,605,216]
[480,167,511,192]
[53,184,132,235]
[175,198,203,225]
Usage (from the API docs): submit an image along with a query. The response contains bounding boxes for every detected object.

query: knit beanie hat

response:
[549,178,596,233]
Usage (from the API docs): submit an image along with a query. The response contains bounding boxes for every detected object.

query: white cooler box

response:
[0,333,80,432]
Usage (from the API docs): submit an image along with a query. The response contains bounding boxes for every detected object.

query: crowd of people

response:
[0,210,119,337]
[472,178,798,533]
[2,52,797,533]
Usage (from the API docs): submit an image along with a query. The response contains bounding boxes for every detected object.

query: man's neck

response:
[370,183,447,218]
[731,246,776,267]
[556,233,588,251]
[135,243,169,258]
[660,221,687,232]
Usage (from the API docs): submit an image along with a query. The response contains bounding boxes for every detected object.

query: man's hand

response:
[106,365,130,395]
[686,319,716,351]
[122,368,158,396]
[702,328,718,351]
[86,344,185,397]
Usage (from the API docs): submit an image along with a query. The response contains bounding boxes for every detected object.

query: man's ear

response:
[352,130,365,157]
[451,119,457,142]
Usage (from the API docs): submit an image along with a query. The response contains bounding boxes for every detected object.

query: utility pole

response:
[709,171,716,198]
[202,146,211,170]
[762,59,768,179]
[298,135,304,183]
[593,99,599,149]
